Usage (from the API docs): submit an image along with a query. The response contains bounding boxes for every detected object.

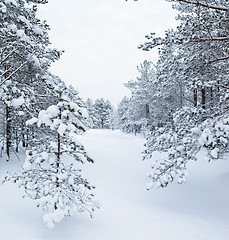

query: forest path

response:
[0,129,228,240]
[76,129,229,240]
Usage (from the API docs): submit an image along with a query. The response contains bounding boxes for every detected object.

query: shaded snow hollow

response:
[0,129,228,240]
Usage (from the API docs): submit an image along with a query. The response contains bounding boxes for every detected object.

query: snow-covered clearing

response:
[0,129,228,240]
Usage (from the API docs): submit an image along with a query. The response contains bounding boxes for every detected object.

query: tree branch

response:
[176,0,229,12]
[0,51,36,87]
[191,37,229,42]
[216,84,229,90]
[0,49,16,64]
[209,56,229,63]
[129,0,229,11]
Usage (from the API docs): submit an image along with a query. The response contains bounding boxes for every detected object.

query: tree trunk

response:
[210,87,214,109]
[146,104,149,118]
[201,87,206,109]
[194,88,197,107]
[6,105,11,160]
[179,82,183,108]
[56,132,60,187]
[22,129,26,148]
[55,107,61,210]
[26,128,29,147]
[56,102,62,189]
[15,128,19,153]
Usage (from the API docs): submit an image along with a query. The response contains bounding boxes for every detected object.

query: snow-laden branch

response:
[0,49,16,65]
[175,0,229,12]
[191,37,229,43]
[126,0,229,11]
[0,51,36,87]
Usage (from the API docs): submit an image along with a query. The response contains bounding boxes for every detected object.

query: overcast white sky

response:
[37,0,178,106]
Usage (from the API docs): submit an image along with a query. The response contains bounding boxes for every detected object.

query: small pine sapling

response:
[3,89,99,228]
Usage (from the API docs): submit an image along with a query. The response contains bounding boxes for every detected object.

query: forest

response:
[0,0,228,238]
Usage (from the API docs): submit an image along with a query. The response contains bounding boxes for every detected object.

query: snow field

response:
[0,129,228,240]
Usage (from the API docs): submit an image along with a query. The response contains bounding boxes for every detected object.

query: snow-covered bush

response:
[198,114,229,160]
[144,106,229,189]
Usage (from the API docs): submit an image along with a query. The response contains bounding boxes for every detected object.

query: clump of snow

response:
[43,213,55,229]
[11,96,24,108]
[62,110,70,118]
[43,209,65,229]
[33,26,43,35]
[46,105,59,117]
[69,101,79,112]
[198,127,216,147]
[26,117,38,126]
[58,123,67,136]
[210,148,219,159]
[37,105,59,127]
[5,80,12,87]
[23,161,32,171]
[176,145,184,153]
[17,29,28,41]
[12,87,17,93]
[18,111,24,116]
[191,127,202,136]
[27,54,40,68]
[79,107,89,118]
[8,24,17,32]
[37,110,52,127]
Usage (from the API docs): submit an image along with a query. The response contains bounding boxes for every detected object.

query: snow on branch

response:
[175,0,229,12]
[0,51,36,87]
[191,37,229,43]
[125,0,229,11]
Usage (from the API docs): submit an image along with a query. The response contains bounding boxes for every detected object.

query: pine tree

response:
[0,0,98,227]
[126,0,229,188]
[3,86,98,228]
[93,98,113,129]
[85,98,99,129]
[0,0,62,159]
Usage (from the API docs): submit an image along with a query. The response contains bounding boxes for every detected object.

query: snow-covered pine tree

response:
[124,61,162,133]
[85,98,99,129]
[0,0,62,159]
[115,96,131,132]
[93,98,113,129]
[133,0,229,188]
[3,84,98,228]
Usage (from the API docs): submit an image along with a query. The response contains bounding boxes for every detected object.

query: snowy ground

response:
[0,129,228,240]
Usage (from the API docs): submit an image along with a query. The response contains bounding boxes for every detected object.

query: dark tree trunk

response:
[55,106,61,210]
[22,131,26,147]
[56,132,60,187]
[15,128,19,153]
[146,104,149,118]
[210,87,214,109]
[26,128,29,147]
[6,105,11,160]
[56,105,62,189]
[194,88,197,107]
[201,87,206,109]
[179,82,183,108]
